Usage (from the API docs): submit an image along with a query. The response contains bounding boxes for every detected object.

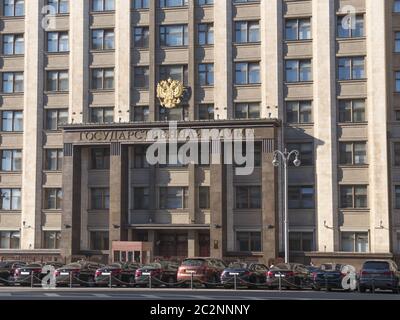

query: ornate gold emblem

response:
[157,78,184,109]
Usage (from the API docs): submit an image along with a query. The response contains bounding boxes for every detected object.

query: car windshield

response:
[363,262,390,271]
[107,264,122,268]
[65,263,81,269]
[229,263,248,269]
[142,263,161,269]
[274,264,291,270]
[182,259,206,267]
[27,264,42,268]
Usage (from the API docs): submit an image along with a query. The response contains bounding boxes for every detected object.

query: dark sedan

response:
[266,263,310,289]
[13,262,64,287]
[135,262,178,287]
[0,261,27,286]
[311,263,356,291]
[95,263,140,287]
[221,262,268,288]
[359,260,400,293]
[55,261,104,287]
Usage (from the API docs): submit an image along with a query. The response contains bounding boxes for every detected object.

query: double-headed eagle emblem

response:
[157,78,185,109]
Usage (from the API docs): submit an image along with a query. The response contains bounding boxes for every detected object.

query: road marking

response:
[93,294,110,298]
[141,294,162,299]
[188,295,214,300]
[44,293,60,297]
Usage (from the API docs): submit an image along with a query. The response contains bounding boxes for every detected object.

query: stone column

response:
[60,145,82,262]
[21,0,45,250]
[109,143,129,261]
[188,230,199,257]
[79,148,89,250]
[148,0,157,121]
[188,0,196,120]
[115,0,131,122]
[262,139,279,264]
[69,0,89,123]
[214,0,232,120]
[313,0,338,252]
[366,0,390,253]
[210,141,225,258]
[188,164,196,224]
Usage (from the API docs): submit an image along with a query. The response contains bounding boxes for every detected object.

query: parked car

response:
[135,261,179,287]
[359,260,400,293]
[220,262,268,288]
[266,263,310,289]
[177,258,227,287]
[0,261,27,286]
[95,263,140,287]
[55,261,104,287]
[311,263,356,291]
[13,262,64,286]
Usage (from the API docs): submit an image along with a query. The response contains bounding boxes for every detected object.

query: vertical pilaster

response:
[313,0,338,252]
[69,0,89,123]
[188,164,196,223]
[22,0,45,250]
[80,148,89,250]
[214,0,232,120]
[188,230,199,257]
[188,0,196,120]
[115,0,131,122]
[366,0,390,253]
[149,0,157,121]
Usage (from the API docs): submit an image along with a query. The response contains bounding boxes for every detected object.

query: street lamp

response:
[273,149,301,263]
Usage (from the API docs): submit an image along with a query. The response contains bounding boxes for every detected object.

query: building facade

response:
[0,0,398,267]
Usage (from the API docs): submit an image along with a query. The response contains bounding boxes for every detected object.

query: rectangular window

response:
[91,147,110,170]
[198,63,214,86]
[91,188,110,210]
[48,0,69,14]
[47,32,69,52]
[159,65,188,85]
[339,142,367,165]
[160,25,188,47]
[1,149,22,171]
[236,231,261,252]
[286,60,312,82]
[395,186,400,209]
[289,232,314,252]
[0,189,21,210]
[131,105,149,122]
[92,0,114,11]
[90,231,109,250]
[133,66,149,88]
[3,0,24,17]
[159,187,188,209]
[2,72,24,93]
[1,111,23,132]
[0,231,20,249]
[90,107,114,124]
[43,231,61,249]
[91,68,114,90]
[337,15,364,38]
[159,0,188,8]
[286,101,312,123]
[339,99,365,123]
[133,0,149,9]
[235,186,261,209]
[341,232,369,253]
[235,103,260,119]
[133,27,149,48]
[396,72,400,92]
[133,187,149,209]
[199,186,210,209]
[133,145,150,168]
[45,109,68,130]
[340,185,368,209]
[46,70,69,91]
[338,57,365,80]
[286,143,313,166]
[92,29,114,50]
[235,21,260,43]
[45,149,63,171]
[198,104,214,120]
[198,23,214,45]
[235,62,260,84]
[285,18,311,40]
[396,0,400,13]
[2,34,24,55]
[288,186,314,209]
[45,188,63,210]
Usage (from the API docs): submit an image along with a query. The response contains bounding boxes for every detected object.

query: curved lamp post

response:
[272,149,301,263]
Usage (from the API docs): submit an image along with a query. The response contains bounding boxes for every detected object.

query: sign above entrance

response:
[157,78,184,109]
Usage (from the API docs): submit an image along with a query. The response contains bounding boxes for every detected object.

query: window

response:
[91,148,110,170]
[159,0,188,7]
[90,107,114,123]
[131,106,149,122]
[91,188,110,210]
[395,186,400,209]
[289,232,314,252]
[134,67,149,88]
[339,142,367,165]
[236,232,261,252]
[199,186,210,209]
[48,0,69,14]
[198,0,213,5]
[235,62,260,84]
[92,0,114,11]
[337,15,364,38]
[91,68,114,89]
[2,72,23,93]
[45,109,68,130]
[43,231,61,249]
[396,72,400,92]
[198,104,214,120]
[198,63,214,86]
[339,99,365,123]
[236,186,261,209]
[90,231,109,250]
[3,0,24,17]
[133,187,149,209]
[1,111,23,132]
[233,142,262,167]
[341,232,369,253]
[235,21,260,43]
[198,23,214,45]
[235,103,260,119]
[396,0,400,13]
[159,65,188,85]
[45,149,63,171]
[286,101,312,123]
[133,145,149,168]
[394,142,400,166]
[0,231,20,249]
[45,188,63,210]
[159,187,188,209]
[286,60,312,82]
[0,189,21,210]
[287,143,313,166]
[396,32,400,53]
[159,106,189,121]
[285,18,311,40]
[160,25,188,47]
[1,150,22,171]
[133,0,149,9]
[288,186,314,209]
[2,34,24,55]
[133,27,149,48]
[47,32,69,52]
[92,29,114,50]
[46,70,69,91]
[338,57,365,80]
[340,185,368,208]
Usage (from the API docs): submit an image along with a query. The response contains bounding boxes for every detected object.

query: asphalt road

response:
[0,287,398,300]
